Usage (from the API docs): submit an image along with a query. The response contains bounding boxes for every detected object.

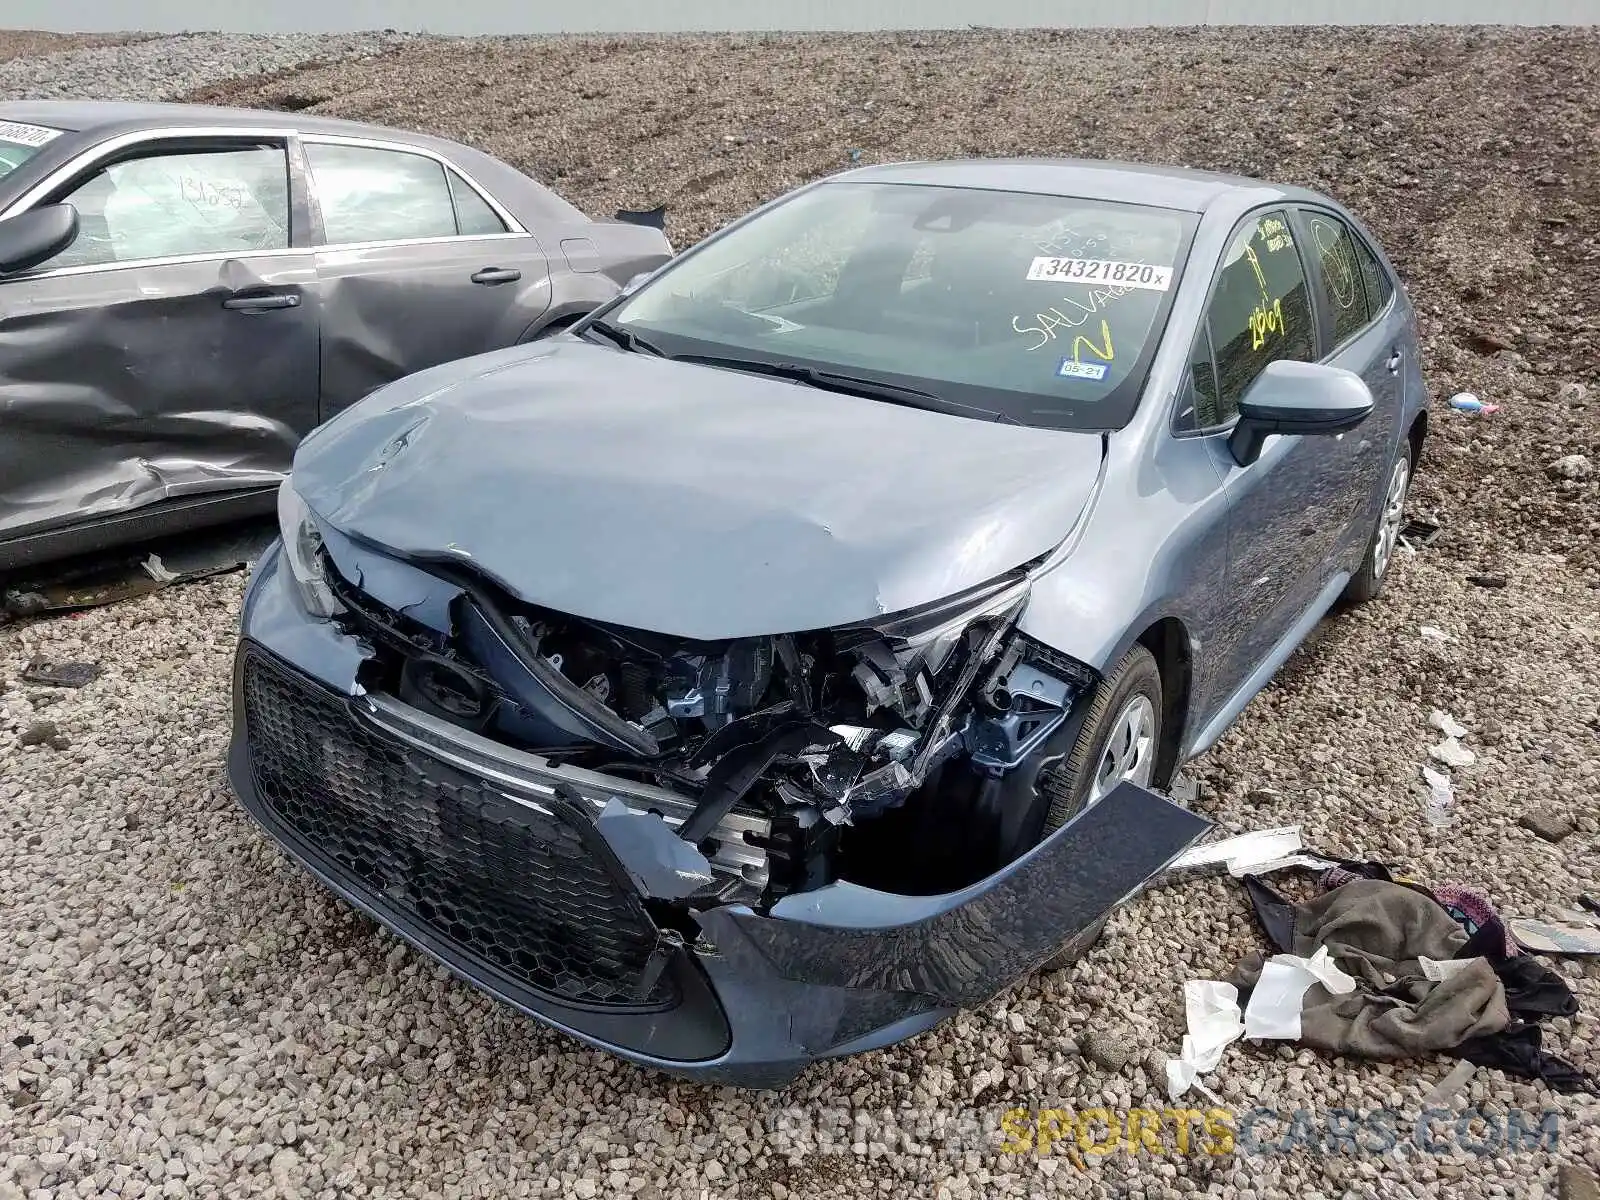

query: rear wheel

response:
[1035,644,1163,970]
[1343,442,1413,604]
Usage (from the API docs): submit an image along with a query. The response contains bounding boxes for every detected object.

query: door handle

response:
[471,267,522,285]
[1386,348,1403,373]
[222,292,300,311]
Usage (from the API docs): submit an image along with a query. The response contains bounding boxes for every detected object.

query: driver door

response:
[0,134,319,549]
[1178,208,1343,719]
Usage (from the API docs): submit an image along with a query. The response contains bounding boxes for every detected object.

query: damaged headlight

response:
[276,480,342,618]
[835,574,1033,720]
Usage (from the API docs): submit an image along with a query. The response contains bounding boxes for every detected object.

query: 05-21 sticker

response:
[1056,359,1108,382]
[1027,257,1172,290]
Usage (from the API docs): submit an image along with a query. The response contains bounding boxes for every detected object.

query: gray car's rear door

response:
[0,134,318,553]
[1293,206,1404,569]
[300,138,553,419]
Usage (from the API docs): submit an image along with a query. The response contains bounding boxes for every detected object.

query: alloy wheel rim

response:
[1373,456,1411,581]
[1088,694,1157,806]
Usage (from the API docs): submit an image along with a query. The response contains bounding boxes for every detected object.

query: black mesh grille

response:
[240,648,676,1010]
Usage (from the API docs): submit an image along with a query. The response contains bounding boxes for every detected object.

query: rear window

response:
[0,119,63,182]
[609,181,1197,431]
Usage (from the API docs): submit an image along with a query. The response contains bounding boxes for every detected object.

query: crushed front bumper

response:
[227,543,1209,1087]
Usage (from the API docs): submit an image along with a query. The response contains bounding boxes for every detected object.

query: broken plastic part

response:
[594,796,717,901]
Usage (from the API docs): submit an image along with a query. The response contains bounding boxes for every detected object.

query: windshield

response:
[605,181,1197,430]
[0,119,63,183]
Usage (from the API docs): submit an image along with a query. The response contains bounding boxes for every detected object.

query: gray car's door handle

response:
[222,292,300,312]
[1386,348,1403,373]
[471,267,522,285]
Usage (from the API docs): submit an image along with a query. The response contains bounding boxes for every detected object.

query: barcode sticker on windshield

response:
[1027,257,1173,290]
[0,120,63,148]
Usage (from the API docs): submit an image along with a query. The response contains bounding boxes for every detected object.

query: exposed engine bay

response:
[329,561,1099,912]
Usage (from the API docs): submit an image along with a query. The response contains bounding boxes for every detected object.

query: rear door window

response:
[448,171,507,235]
[1350,229,1395,316]
[306,143,459,244]
[1303,211,1371,346]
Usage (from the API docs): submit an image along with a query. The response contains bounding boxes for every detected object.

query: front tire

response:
[1343,443,1413,604]
[1036,644,1163,970]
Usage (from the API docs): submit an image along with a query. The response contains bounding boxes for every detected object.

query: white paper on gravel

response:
[1420,955,1482,982]
[1166,981,1246,1100]
[1165,826,1339,879]
[1242,946,1358,1041]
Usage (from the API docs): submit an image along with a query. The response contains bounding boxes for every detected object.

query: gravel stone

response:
[1562,1165,1600,1200]
[1547,454,1594,480]
[3,24,1599,1200]
[1520,807,1578,844]
[16,719,57,746]
[1080,1031,1130,1073]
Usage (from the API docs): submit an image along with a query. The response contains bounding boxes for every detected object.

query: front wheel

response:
[1035,644,1163,970]
[1343,443,1414,604]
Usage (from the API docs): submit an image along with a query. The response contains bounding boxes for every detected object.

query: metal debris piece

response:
[1397,518,1441,547]
[20,659,101,688]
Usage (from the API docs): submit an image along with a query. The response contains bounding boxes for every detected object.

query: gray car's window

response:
[1351,228,1394,316]
[306,144,459,244]
[605,181,1196,431]
[1304,212,1371,346]
[448,170,507,235]
[1184,209,1316,429]
[44,144,288,270]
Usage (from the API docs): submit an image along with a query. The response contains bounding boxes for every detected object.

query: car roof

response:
[0,99,420,141]
[828,157,1310,214]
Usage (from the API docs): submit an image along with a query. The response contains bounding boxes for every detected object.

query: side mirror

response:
[1228,359,1374,467]
[0,203,79,275]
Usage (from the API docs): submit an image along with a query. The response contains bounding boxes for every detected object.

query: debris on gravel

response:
[15,718,62,748]
[3,24,1599,1200]
[1520,806,1579,845]
[0,31,413,102]
[1548,453,1594,480]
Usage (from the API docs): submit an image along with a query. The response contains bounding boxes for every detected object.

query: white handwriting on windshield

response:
[1011,282,1133,352]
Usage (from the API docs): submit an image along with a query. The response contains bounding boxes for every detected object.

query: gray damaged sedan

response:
[229,159,1427,1086]
[0,102,671,571]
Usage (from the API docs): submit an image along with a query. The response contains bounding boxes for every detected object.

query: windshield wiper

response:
[577,317,666,357]
[668,354,1020,424]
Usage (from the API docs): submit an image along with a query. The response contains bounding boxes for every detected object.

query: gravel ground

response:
[0,33,150,66]
[0,32,413,102]
[4,26,1600,1200]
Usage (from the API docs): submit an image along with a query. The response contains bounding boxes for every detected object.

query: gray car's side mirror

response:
[1228,359,1375,467]
[0,203,79,275]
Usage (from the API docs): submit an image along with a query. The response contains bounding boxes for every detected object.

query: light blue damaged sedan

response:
[228,158,1427,1086]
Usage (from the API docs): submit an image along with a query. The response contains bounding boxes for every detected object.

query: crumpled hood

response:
[292,339,1104,639]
